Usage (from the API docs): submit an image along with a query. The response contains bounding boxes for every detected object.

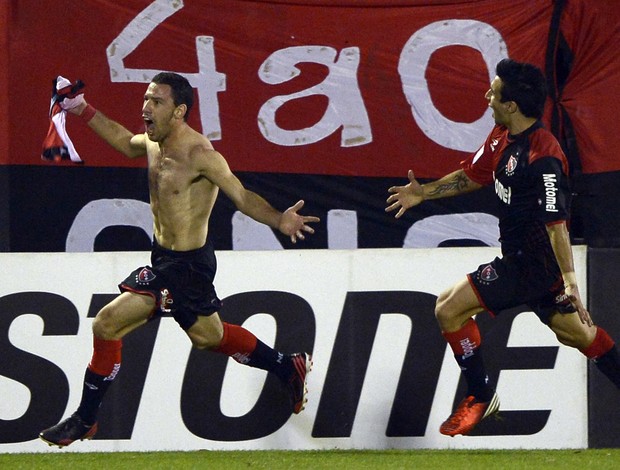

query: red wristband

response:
[80,104,97,122]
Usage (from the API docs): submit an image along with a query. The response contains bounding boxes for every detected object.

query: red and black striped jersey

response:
[461,121,570,254]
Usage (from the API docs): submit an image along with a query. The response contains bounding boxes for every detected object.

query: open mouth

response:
[143,117,154,133]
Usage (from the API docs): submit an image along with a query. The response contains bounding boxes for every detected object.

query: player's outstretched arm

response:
[199,148,320,243]
[386,169,481,218]
[68,101,146,159]
[277,200,320,243]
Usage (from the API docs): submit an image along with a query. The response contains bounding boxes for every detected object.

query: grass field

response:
[1,449,620,469]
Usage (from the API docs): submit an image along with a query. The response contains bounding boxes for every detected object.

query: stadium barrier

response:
[0,247,592,452]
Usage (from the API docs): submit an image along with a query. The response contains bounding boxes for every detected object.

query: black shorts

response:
[119,238,223,330]
[468,250,576,324]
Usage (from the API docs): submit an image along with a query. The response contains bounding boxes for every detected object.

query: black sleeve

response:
[530,156,570,224]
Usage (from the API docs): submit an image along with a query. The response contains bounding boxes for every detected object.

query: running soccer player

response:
[386,58,620,436]
[39,72,319,447]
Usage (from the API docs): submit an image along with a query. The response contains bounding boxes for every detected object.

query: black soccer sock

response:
[76,368,116,425]
[593,345,620,389]
[443,319,494,402]
[454,348,494,402]
[248,339,291,381]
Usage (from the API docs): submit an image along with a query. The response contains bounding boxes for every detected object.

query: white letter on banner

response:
[398,19,508,152]
[258,46,371,147]
[404,213,500,248]
[106,0,226,140]
[232,212,283,251]
[66,199,153,252]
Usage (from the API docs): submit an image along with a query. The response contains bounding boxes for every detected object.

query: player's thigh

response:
[93,291,155,339]
[548,310,597,349]
[436,277,485,331]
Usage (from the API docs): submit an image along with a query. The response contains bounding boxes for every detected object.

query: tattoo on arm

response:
[427,172,471,197]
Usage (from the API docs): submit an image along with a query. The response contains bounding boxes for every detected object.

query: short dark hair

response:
[151,72,194,121]
[495,59,547,119]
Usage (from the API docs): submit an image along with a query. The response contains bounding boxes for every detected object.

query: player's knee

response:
[555,332,581,349]
[92,305,119,339]
[554,326,596,350]
[190,334,219,350]
[187,328,223,350]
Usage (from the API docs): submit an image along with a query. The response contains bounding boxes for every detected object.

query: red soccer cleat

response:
[440,392,500,436]
[287,352,313,414]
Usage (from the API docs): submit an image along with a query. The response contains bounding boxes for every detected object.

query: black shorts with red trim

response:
[119,238,223,330]
[467,250,576,324]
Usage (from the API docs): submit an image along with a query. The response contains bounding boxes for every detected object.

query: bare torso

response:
[145,127,218,251]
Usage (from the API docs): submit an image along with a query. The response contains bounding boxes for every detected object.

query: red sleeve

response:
[461,125,506,186]
[527,127,570,174]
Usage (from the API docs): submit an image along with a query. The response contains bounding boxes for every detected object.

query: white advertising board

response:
[0,246,587,452]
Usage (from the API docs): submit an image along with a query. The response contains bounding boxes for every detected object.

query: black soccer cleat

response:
[39,413,98,448]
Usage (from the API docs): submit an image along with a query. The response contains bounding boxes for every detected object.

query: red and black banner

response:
[0,0,619,251]
[4,0,619,175]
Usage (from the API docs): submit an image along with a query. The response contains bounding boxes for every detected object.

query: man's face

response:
[142,82,178,142]
[485,76,511,126]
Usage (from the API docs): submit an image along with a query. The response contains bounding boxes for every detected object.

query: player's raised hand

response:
[53,76,86,114]
[279,200,320,244]
[386,170,424,218]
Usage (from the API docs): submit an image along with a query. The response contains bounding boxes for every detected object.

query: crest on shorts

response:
[136,267,156,285]
[480,264,498,282]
